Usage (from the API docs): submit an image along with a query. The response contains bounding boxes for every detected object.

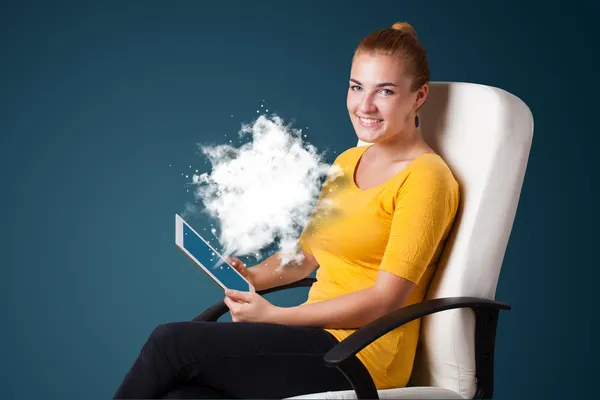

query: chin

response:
[355,127,386,144]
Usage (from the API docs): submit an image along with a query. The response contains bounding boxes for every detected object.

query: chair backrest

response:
[357,82,533,398]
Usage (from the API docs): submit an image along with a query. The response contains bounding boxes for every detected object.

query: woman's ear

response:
[415,84,429,111]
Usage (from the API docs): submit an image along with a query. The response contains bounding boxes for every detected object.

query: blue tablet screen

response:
[182,224,251,292]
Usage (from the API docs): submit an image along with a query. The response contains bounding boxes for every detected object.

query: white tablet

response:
[175,214,255,293]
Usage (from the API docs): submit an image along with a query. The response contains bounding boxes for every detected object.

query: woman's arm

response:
[273,270,416,329]
[247,249,319,292]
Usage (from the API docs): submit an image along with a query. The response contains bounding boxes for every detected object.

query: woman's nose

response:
[358,95,377,114]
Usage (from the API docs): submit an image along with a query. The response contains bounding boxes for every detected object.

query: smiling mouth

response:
[357,116,383,126]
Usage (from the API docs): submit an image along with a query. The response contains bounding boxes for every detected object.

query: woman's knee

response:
[147,321,213,345]
[148,322,183,345]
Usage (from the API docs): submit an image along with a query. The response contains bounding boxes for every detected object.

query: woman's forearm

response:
[247,251,317,291]
[273,287,393,329]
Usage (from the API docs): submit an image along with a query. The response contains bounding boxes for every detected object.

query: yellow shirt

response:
[297,144,460,389]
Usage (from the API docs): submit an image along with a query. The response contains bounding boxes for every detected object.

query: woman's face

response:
[347,52,427,144]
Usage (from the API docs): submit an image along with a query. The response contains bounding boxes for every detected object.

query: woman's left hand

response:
[223,289,281,323]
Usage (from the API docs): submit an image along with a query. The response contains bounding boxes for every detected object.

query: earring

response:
[415,115,420,128]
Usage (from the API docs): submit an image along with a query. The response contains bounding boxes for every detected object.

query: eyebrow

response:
[349,79,398,88]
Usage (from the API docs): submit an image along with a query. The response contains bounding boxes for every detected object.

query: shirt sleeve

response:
[379,167,460,284]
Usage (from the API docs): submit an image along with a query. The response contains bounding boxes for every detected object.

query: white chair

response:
[168,82,534,399]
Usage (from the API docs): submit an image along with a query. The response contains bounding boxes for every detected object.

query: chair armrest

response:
[323,296,511,399]
[192,277,316,322]
[324,296,510,366]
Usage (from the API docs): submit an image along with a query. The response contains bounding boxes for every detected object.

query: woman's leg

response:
[113,321,369,399]
[160,383,233,399]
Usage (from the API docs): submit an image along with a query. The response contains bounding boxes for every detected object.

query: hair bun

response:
[391,22,419,41]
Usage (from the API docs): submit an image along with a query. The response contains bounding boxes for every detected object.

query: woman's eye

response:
[350,85,362,92]
[380,89,393,96]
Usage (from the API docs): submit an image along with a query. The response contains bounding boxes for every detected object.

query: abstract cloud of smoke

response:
[187,114,343,269]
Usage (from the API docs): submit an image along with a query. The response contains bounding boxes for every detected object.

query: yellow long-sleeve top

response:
[297,144,460,390]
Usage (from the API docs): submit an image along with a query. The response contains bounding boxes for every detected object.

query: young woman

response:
[114,21,460,399]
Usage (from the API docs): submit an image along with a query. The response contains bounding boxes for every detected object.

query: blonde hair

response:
[353,22,430,92]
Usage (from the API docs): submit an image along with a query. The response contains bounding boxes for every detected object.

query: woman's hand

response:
[223,289,281,323]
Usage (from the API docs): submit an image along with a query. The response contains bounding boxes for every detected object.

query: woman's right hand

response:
[223,256,254,285]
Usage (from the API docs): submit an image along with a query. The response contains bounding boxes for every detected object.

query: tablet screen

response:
[179,221,252,292]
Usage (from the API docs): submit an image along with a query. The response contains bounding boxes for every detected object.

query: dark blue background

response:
[1,0,596,398]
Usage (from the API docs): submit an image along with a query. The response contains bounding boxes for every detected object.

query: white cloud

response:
[189,114,342,269]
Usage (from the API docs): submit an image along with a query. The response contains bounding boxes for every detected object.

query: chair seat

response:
[286,386,465,399]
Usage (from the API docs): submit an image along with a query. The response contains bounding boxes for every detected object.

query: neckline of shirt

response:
[350,144,440,192]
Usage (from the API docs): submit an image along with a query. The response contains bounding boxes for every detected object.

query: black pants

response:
[113,321,371,399]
